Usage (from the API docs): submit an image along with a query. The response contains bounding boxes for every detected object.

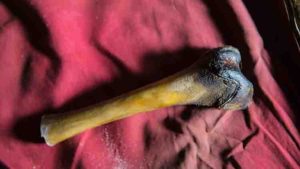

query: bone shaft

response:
[41,69,208,146]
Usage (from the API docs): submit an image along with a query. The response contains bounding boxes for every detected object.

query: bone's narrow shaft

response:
[41,67,214,146]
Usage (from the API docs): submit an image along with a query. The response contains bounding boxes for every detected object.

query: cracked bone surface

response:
[41,46,253,146]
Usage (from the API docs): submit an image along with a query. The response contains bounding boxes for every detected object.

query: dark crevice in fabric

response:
[163,116,184,134]
[20,54,33,93]
[57,143,77,169]
[242,129,259,148]
[143,123,153,151]
[242,109,252,130]
[180,105,199,121]
[0,161,9,169]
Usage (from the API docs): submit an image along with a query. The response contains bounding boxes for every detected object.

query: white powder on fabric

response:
[103,128,128,169]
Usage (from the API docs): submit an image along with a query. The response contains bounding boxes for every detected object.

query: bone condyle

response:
[40,46,253,146]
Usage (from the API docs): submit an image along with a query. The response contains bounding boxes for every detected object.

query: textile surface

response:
[0,0,299,168]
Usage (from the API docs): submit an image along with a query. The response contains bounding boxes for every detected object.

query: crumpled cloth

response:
[0,0,299,168]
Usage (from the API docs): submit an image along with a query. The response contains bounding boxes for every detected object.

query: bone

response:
[40,46,253,146]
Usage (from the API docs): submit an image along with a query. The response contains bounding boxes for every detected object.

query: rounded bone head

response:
[196,46,253,110]
[212,46,253,110]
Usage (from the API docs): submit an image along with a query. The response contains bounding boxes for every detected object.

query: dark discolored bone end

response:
[208,46,253,110]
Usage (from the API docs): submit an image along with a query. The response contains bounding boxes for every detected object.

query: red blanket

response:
[0,0,299,168]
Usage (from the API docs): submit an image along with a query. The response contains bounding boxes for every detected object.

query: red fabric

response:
[0,0,299,168]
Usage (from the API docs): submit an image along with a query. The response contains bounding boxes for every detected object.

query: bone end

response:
[209,46,254,110]
[40,115,55,146]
